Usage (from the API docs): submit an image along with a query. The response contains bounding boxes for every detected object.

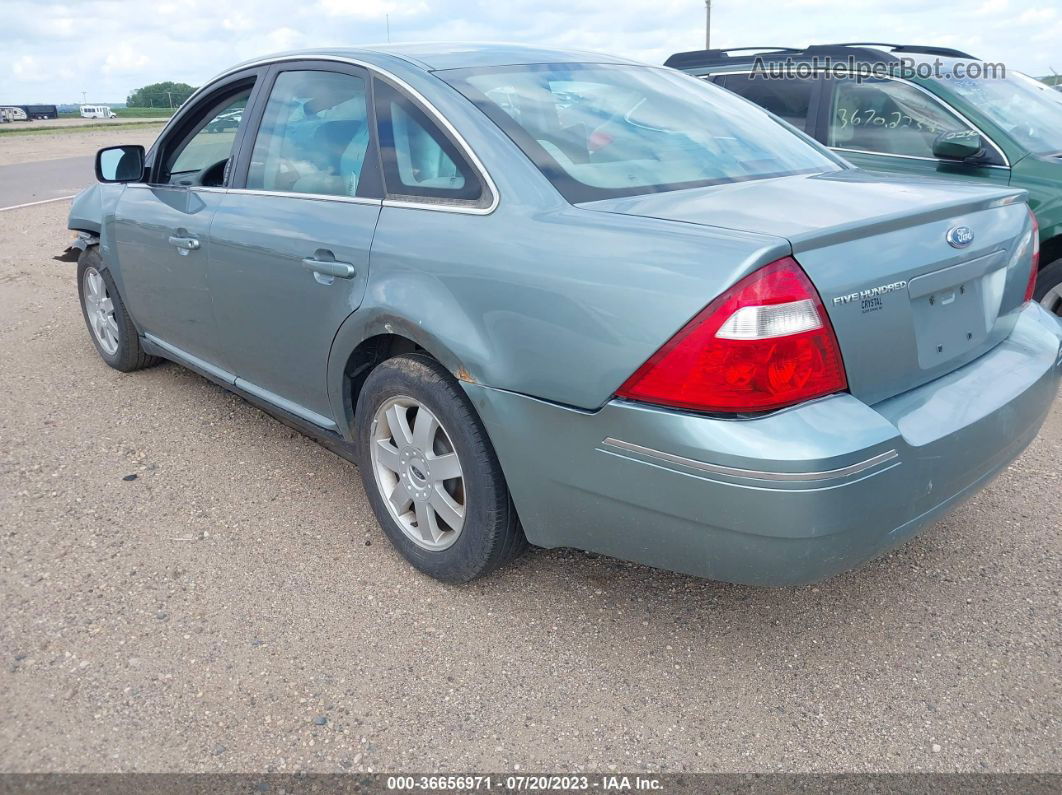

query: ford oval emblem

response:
[947,226,974,249]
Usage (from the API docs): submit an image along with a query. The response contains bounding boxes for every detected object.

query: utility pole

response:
[81,90,87,104]
[386,14,391,43]
[705,0,712,50]
[166,91,173,109]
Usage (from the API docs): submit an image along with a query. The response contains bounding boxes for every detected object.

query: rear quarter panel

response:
[326,66,793,430]
[329,203,790,426]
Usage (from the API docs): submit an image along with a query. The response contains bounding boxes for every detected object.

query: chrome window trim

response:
[696,70,754,77]
[381,197,487,214]
[154,54,499,216]
[124,184,227,193]
[124,183,383,206]
[702,68,1011,168]
[601,437,899,482]
[226,188,383,206]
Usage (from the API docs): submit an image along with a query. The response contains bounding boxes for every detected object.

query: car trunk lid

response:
[579,170,1033,406]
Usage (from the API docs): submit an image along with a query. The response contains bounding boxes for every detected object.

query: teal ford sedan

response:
[66,45,1062,585]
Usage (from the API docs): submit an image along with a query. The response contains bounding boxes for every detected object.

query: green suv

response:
[667,43,1062,314]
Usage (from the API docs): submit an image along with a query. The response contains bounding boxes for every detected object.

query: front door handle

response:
[301,253,356,279]
[168,235,200,251]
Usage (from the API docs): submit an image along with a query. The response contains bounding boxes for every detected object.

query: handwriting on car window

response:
[834,108,944,133]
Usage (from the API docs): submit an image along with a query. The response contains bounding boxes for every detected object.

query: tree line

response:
[126,82,198,108]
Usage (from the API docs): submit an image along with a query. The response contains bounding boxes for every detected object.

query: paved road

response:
[1,195,1061,774]
[0,156,93,209]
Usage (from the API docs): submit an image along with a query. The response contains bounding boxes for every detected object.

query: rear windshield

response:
[441,63,842,203]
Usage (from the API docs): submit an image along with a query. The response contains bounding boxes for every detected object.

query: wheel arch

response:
[1040,231,1062,271]
[327,310,484,441]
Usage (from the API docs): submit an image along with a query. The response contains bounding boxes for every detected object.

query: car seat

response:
[291,119,368,196]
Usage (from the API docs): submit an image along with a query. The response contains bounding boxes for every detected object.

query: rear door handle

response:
[301,255,356,279]
[167,235,200,251]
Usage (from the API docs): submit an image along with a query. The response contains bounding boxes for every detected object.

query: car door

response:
[206,62,382,430]
[112,69,263,373]
[820,75,1011,186]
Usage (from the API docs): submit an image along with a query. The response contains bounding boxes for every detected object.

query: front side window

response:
[441,63,841,203]
[941,70,1062,155]
[246,70,372,198]
[718,74,817,132]
[827,77,985,161]
[165,89,251,185]
[373,79,484,206]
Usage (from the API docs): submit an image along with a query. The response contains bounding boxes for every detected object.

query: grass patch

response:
[0,120,166,137]
[58,108,174,120]
[116,108,175,118]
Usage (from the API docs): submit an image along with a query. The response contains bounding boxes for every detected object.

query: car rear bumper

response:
[464,304,1062,585]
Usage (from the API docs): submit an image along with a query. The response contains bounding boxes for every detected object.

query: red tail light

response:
[616,257,848,413]
[1024,209,1040,303]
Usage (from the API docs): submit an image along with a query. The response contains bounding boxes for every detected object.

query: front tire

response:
[77,246,159,372]
[355,354,525,583]
[1035,258,1062,317]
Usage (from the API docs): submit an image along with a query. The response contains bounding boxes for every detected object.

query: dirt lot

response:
[0,136,1060,774]
[0,125,164,168]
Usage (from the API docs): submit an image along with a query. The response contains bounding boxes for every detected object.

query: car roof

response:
[232,43,642,73]
[665,43,980,73]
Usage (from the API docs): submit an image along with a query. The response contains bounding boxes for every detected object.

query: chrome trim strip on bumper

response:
[601,437,899,482]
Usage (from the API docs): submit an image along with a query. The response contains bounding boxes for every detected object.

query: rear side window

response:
[372,79,486,207]
[827,77,981,160]
[718,74,816,132]
[246,70,372,198]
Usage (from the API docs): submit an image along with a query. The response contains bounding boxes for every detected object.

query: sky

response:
[2,0,1060,104]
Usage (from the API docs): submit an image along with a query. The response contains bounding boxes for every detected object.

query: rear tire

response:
[1034,258,1062,317]
[355,353,526,583]
[77,246,159,372]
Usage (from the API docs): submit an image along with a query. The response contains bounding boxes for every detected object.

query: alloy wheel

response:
[83,266,119,355]
[370,396,466,551]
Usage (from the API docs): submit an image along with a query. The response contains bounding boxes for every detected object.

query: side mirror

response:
[932,130,985,162]
[95,145,145,183]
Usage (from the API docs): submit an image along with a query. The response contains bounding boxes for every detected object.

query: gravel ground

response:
[0,195,1060,774]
